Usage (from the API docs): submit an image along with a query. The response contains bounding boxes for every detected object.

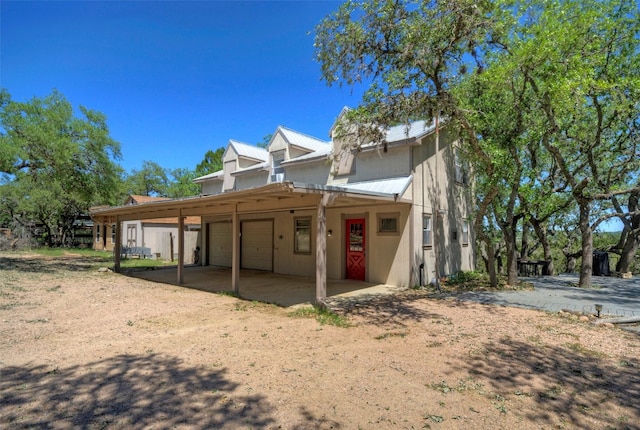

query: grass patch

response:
[217,291,240,298]
[289,305,351,328]
[374,331,408,340]
[441,270,534,292]
[565,342,606,357]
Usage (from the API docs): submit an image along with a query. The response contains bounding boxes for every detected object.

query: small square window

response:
[378,213,399,234]
[294,217,311,254]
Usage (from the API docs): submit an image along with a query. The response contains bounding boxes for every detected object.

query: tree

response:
[257,134,273,149]
[0,89,122,246]
[315,0,504,284]
[166,168,199,198]
[512,0,640,286]
[195,148,224,178]
[124,160,169,197]
[315,0,640,288]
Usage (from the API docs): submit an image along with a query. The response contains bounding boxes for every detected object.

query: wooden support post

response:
[316,193,334,306]
[232,208,240,295]
[114,217,122,273]
[177,213,184,285]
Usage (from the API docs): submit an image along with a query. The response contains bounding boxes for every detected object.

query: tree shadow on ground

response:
[458,338,640,428]
[0,354,277,429]
[0,255,105,274]
[332,290,509,328]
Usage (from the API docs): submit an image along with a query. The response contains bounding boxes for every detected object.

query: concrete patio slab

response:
[123,265,405,308]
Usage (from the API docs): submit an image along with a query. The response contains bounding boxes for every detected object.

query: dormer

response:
[267,126,330,183]
[222,140,268,191]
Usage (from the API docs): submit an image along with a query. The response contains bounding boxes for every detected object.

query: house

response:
[90,110,474,304]
[92,195,201,261]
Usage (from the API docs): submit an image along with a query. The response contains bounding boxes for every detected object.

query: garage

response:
[208,221,232,267]
[241,220,273,271]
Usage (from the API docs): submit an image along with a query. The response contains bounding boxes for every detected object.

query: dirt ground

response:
[1,252,639,429]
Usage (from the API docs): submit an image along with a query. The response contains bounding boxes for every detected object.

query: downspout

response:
[433,115,442,291]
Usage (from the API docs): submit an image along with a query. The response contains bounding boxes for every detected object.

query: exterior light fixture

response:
[327,230,333,237]
[595,304,603,318]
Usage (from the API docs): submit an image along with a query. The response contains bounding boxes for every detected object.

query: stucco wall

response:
[284,162,330,185]
[235,171,270,191]
[201,180,223,195]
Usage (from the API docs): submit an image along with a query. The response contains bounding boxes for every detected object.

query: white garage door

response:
[208,222,232,267]
[241,220,273,271]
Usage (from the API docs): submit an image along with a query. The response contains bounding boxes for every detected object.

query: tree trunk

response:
[616,232,639,273]
[578,201,593,288]
[615,192,639,274]
[503,225,519,285]
[486,239,498,287]
[530,218,554,275]
[480,239,498,287]
[520,222,530,259]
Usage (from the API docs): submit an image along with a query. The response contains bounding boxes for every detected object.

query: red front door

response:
[346,218,366,281]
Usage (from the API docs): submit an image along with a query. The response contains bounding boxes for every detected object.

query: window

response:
[294,217,311,254]
[422,214,432,247]
[271,150,285,182]
[454,147,468,185]
[96,224,101,242]
[127,225,137,247]
[378,213,399,234]
[111,224,116,244]
[462,220,469,245]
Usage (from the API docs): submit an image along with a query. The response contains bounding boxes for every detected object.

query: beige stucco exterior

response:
[90,111,475,302]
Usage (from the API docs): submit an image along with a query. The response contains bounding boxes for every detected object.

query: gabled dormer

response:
[222,140,269,191]
[267,126,330,183]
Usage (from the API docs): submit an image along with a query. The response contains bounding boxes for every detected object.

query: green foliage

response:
[316,0,640,286]
[0,89,122,245]
[166,168,199,198]
[289,305,351,327]
[123,160,169,197]
[195,148,224,177]
[256,134,272,149]
[446,270,485,285]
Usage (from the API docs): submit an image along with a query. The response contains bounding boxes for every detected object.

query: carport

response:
[126,265,404,307]
[90,181,411,305]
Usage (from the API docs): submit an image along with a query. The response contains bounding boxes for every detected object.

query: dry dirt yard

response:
[1,252,639,430]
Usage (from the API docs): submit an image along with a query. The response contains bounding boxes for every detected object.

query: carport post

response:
[177,213,184,285]
[315,193,330,306]
[114,216,121,273]
[232,209,240,295]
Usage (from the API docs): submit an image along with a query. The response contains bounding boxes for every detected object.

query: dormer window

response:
[271,150,285,182]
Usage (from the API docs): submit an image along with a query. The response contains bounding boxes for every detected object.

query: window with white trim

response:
[423,214,432,247]
[111,224,116,244]
[294,217,311,254]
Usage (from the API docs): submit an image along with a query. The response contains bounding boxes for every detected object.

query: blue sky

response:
[1,0,364,173]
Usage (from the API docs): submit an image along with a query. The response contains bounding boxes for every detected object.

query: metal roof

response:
[281,145,331,166]
[193,169,224,183]
[230,162,269,176]
[277,126,330,152]
[90,180,411,223]
[228,139,269,162]
[334,176,413,197]
[384,120,436,143]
